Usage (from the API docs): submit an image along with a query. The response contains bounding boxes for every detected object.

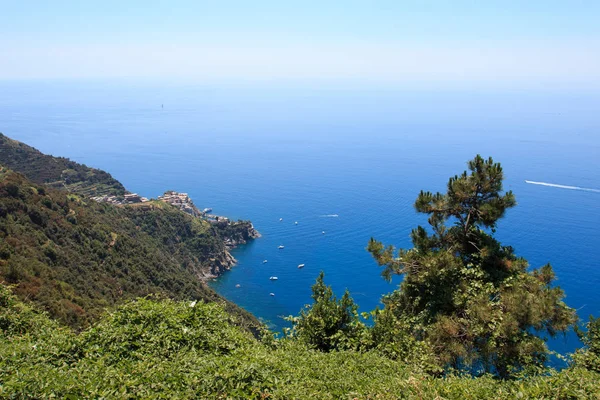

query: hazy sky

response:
[1,1,599,87]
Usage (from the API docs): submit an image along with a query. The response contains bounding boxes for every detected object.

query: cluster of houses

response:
[91,190,231,224]
[157,191,202,217]
[91,193,149,205]
[157,191,231,223]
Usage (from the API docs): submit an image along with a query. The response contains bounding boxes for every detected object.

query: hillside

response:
[1,286,599,399]
[0,167,257,330]
[0,133,125,196]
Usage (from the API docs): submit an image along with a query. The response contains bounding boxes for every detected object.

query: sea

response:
[1,80,598,362]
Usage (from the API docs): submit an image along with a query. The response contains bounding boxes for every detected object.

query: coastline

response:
[201,222,261,281]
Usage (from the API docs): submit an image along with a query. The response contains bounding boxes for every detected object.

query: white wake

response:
[320,214,339,218]
[525,180,600,193]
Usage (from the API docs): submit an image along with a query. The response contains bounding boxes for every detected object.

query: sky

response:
[1,1,599,88]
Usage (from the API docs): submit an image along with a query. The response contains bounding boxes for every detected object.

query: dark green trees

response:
[574,316,600,372]
[368,155,576,377]
[286,271,364,351]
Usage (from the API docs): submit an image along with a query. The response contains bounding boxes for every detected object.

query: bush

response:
[574,316,600,372]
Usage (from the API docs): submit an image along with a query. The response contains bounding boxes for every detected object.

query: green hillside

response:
[0,168,257,330]
[1,286,598,399]
[0,133,125,196]
[1,139,598,397]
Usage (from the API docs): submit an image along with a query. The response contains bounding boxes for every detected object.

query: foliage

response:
[1,287,599,399]
[368,155,576,377]
[0,168,257,330]
[285,271,367,351]
[0,133,125,196]
[123,201,233,278]
[212,219,260,246]
[573,316,600,373]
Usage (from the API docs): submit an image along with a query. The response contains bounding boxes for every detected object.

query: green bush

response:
[285,271,367,351]
[1,289,599,399]
[574,316,600,373]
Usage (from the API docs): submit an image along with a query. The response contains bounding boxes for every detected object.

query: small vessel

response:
[269,276,278,280]
[278,245,285,249]
[270,293,275,296]
[203,207,212,213]
[295,221,298,225]
[322,231,325,235]
[279,218,283,221]
[263,260,268,264]
[235,284,241,288]
[297,264,305,269]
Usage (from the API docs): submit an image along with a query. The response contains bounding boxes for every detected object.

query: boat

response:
[269,276,278,280]
[263,260,268,264]
[279,218,283,221]
[295,221,298,225]
[203,207,212,213]
[278,245,285,249]
[235,284,241,288]
[322,231,325,235]
[270,293,275,296]
[297,264,305,269]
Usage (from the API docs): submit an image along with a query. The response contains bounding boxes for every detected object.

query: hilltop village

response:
[92,190,230,224]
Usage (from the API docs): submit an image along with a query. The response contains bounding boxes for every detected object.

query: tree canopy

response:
[368,155,576,377]
[285,271,364,351]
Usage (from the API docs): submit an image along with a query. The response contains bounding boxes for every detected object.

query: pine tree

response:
[368,155,576,377]
[286,271,364,351]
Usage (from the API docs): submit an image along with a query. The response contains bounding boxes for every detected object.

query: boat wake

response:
[525,180,600,193]
[320,214,339,218]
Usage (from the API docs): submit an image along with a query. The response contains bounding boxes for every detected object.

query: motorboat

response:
[269,276,278,280]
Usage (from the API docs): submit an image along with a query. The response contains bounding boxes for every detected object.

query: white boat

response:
[203,207,212,213]
[270,293,275,296]
[297,264,305,269]
[263,260,268,264]
[235,284,241,288]
[269,276,278,280]
[295,221,298,225]
[279,218,283,221]
[322,231,325,235]
[278,245,285,249]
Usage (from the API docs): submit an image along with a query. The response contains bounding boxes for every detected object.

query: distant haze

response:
[1,1,599,88]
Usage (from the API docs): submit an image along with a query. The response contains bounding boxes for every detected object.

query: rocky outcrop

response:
[213,220,261,249]
[199,250,238,280]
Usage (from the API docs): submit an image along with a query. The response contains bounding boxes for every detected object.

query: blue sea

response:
[1,80,599,360]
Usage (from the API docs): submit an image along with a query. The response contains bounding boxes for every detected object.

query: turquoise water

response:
[1,81,599,359]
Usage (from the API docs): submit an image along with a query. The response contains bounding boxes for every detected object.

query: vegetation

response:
[1,285,599,399]
[1,144,597,397]
[367,155,576,377]
[573,316,600,373]
[0,168,257,330]
[212,219,260,246]
[0,133,125,196]
[285,271,366,352]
